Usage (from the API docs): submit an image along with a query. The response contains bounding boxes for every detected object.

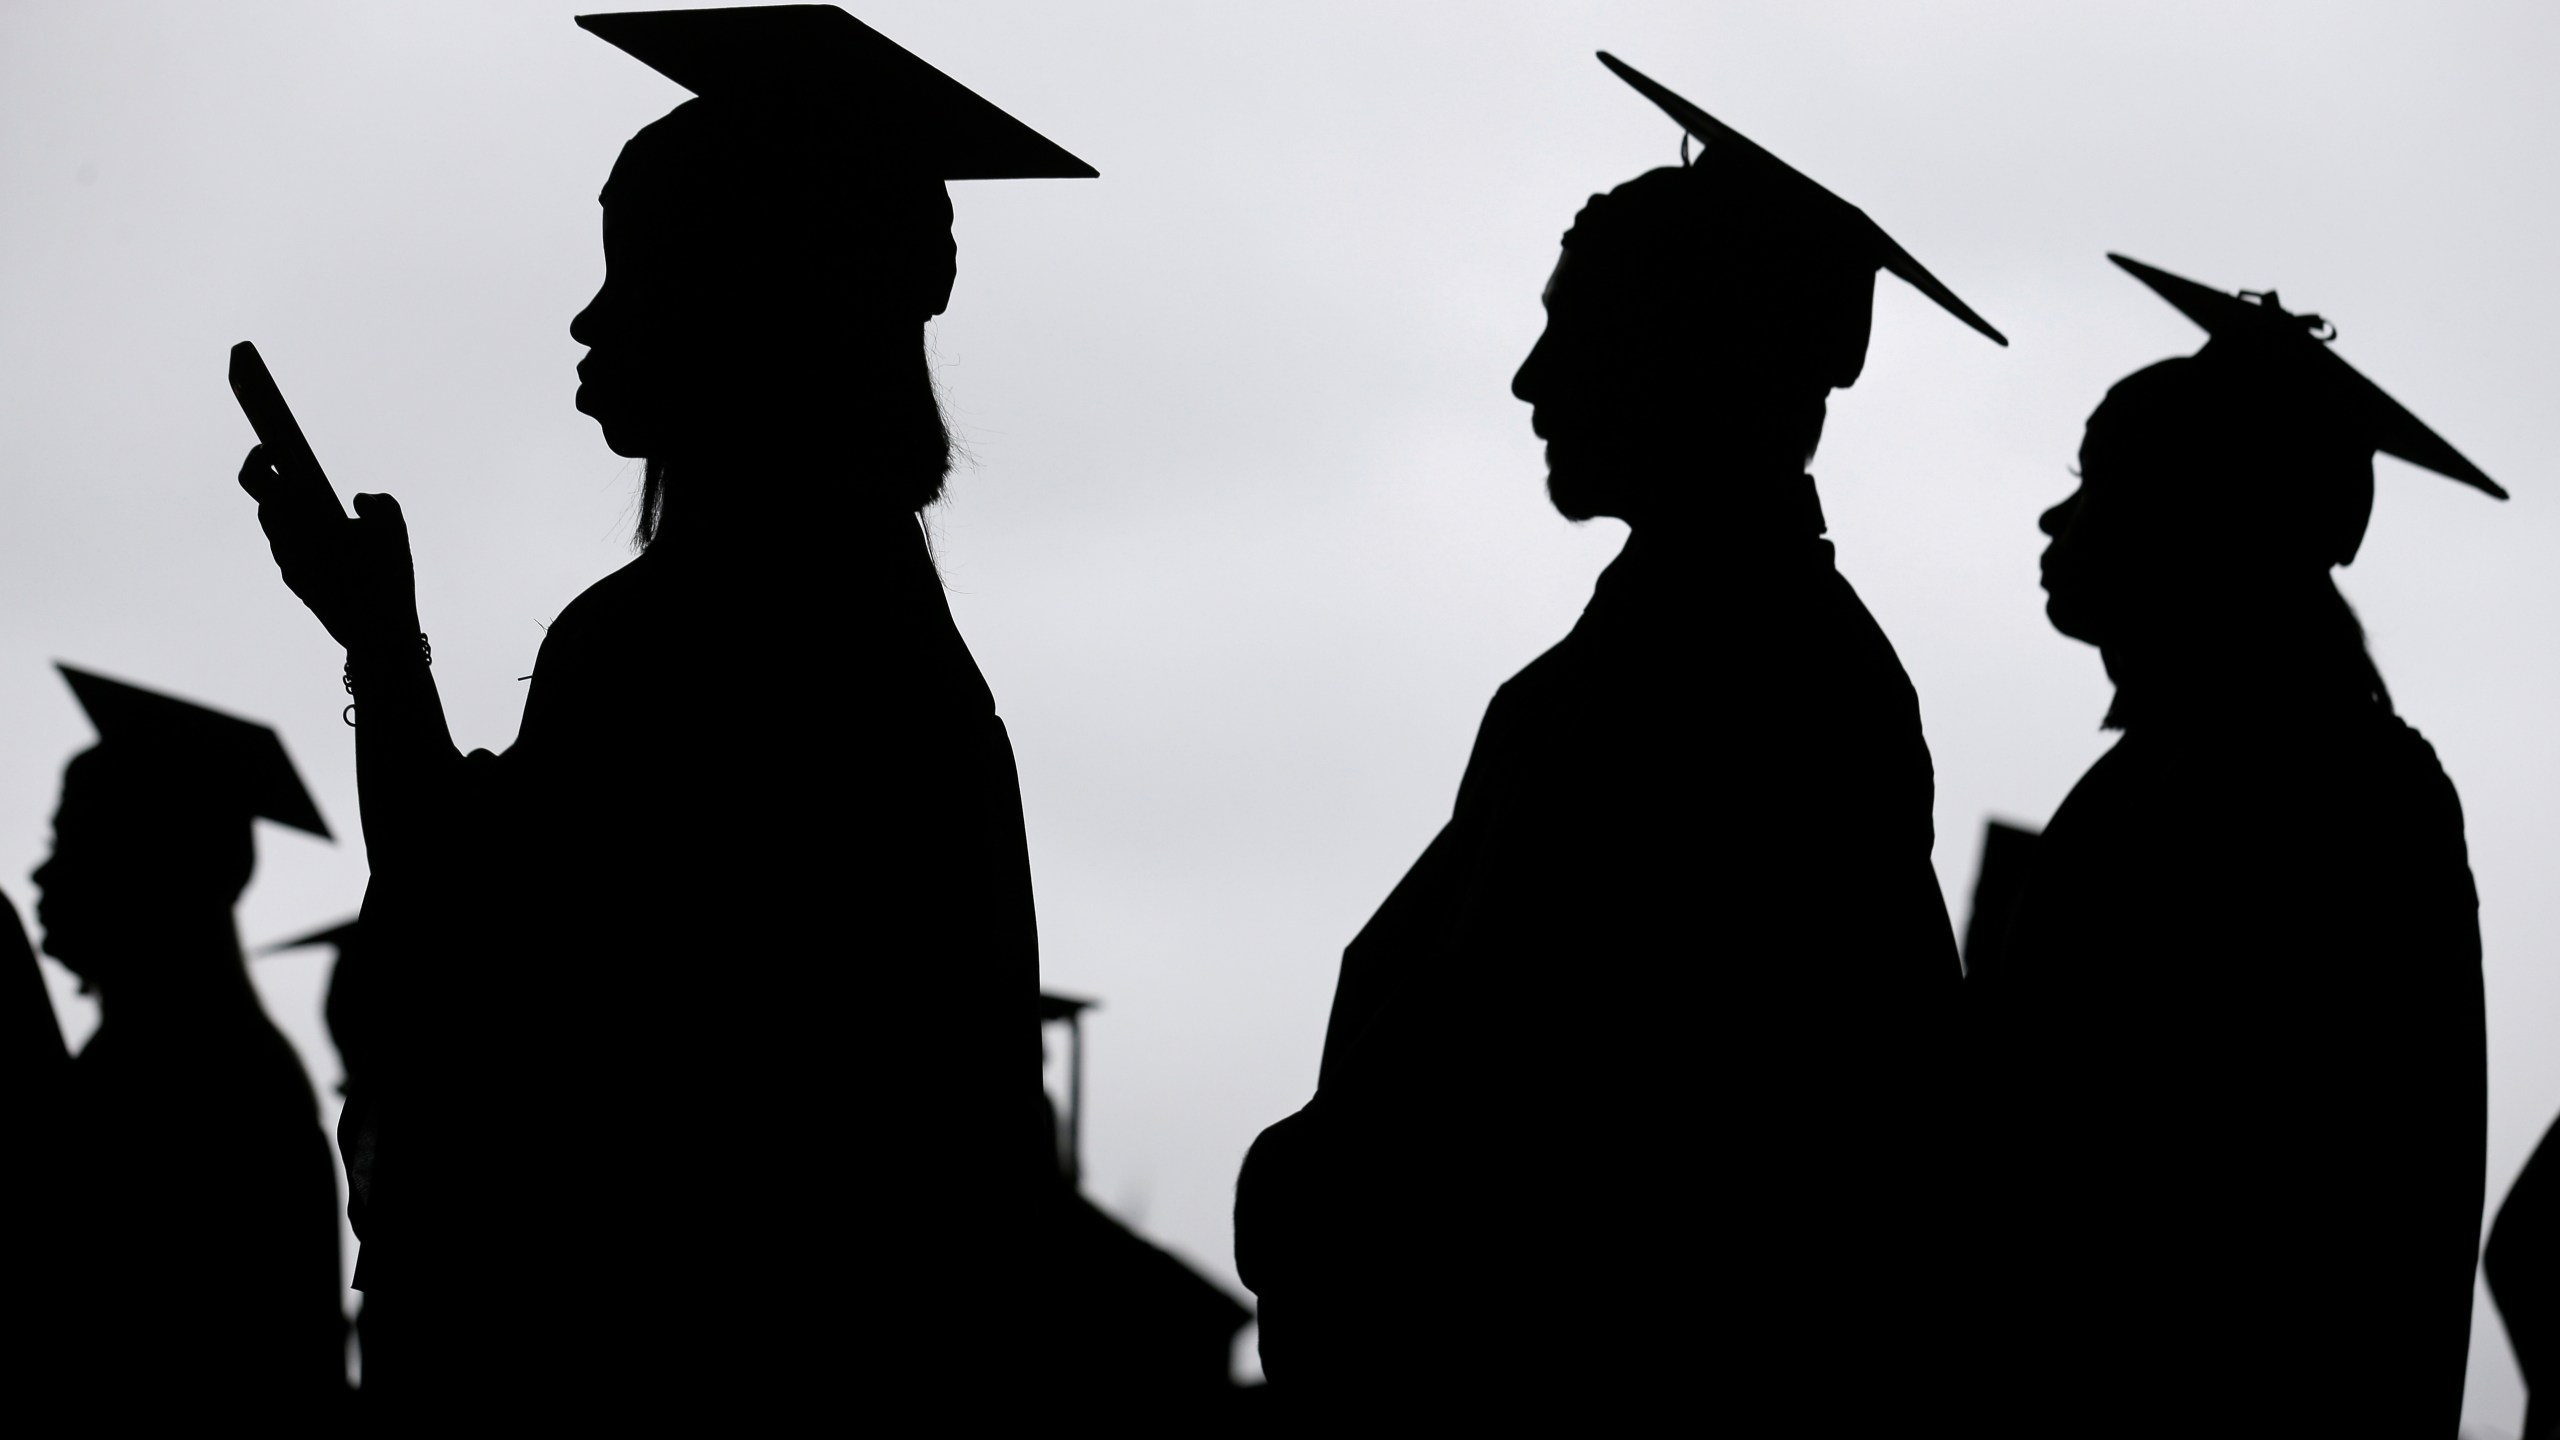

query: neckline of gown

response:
[2106,666,2391,738]
[1587,479,1835,621]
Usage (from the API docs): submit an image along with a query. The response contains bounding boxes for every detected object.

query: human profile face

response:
[571,196,706,460]
[2038,466,2111,648]
[31,759,132,976]
[570,188,930,467]
[30,808,92,970]
[1513,250,1691,522]
[30,753,249,982]
[2039,431,2218,651]
[1511,248,1822,525]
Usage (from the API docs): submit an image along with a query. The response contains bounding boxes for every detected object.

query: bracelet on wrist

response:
[342,631,431,727]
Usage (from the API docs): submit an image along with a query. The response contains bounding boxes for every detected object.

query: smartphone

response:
[228,341,349,521]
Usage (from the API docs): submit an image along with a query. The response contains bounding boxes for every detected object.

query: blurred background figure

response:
[233,5,1088,1424]
[1236,54,1999,1426]
[1977,256,2495,1436]
[261,917,375,1395]
[2490,1117,2560,1440]
[1038,992,1259,1422]
[27,665,345,1429]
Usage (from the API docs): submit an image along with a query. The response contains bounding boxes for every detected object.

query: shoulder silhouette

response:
[1237,51,1997,1428]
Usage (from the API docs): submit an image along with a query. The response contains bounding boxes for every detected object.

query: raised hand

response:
[238,445,422,655]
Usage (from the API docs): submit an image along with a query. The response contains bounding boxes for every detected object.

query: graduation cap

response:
[2108,253,2504,501]
[58,665,330,840]
[1596,52,2006,349]
[576,5,1095,180]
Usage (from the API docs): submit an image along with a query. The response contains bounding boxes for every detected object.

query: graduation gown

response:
[43,986,347,1426]
[1980,682,2484,1435]
[352,516,1034,1419]
[1239,487,1961,1422]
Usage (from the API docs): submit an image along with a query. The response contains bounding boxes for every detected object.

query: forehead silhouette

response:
[577,5,1096,181]
[57,665,329,839]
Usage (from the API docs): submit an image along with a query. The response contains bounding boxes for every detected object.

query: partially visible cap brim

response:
[1595,51,2007,348]
[1040,991,1096,1022]
[257,917,360,958]
[578,6,1097,180]
[2108,253,2505,499]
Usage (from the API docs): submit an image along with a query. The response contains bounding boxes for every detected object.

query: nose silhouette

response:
[2040,492,2080,539]
[1511,331,1550,406]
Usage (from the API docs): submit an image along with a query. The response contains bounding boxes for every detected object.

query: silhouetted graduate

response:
[1976,256,2493,1436]
[2492,1117,2560,1440]
[1236,53,1997,1425]
[27,666,346,1426]
[235,4,1082,1423]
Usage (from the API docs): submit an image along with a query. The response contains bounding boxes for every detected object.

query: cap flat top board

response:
[2108,253,2504,499]
[577,5,1096,180]
[1596,51,2005,349]
[58,665,330,839]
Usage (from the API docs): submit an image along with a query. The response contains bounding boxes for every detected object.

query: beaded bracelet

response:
[342,632,432,727]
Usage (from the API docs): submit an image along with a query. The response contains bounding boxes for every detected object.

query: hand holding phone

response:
[230,342,418,653]
[229,341,349,523]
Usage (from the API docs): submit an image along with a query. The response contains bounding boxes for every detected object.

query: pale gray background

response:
[2,2,2553,1425]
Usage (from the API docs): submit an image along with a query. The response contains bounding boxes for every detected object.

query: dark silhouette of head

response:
[1512,54,2004,528]
[2041,351,2374,655]
[2041,257,2504,717]
[31,668,328,999]
[1513,157,1871,525]
[567,6,1097,545]
[572,99,959,537]
[35,748,256,993]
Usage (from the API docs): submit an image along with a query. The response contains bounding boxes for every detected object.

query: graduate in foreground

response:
[1237,52,2001,1425]
[236,5,1086,1422]
[1976,255,2494,1435]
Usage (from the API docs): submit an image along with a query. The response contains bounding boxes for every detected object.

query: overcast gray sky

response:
[4,1,2555,1422]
